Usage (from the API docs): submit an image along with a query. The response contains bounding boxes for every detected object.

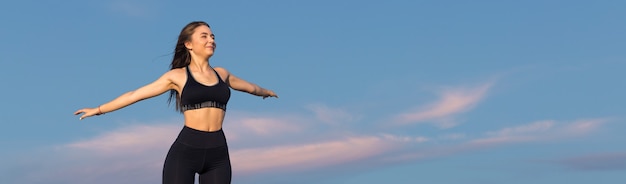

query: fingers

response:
[74,109,86,120]
[73,109,84,115]
[269,90,278,98]
[262,94,279,99]
[262,90,277,99]
[79,113,92,120]
[74,108,92,120]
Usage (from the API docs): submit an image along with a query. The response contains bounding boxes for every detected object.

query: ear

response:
[184,41,193,50]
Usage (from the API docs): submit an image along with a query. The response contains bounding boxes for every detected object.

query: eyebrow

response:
[200,32,215,37]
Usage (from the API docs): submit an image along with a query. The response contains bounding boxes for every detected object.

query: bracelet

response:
[97,106,103,115]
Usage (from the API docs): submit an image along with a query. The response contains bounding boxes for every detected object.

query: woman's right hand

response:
[74,107,102,120]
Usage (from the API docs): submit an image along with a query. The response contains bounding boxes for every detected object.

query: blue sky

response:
[1,0,625,183]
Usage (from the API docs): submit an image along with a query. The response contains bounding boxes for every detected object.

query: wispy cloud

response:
[229,116,304,137]
[394,82,493,128]
[471,118,607,147]
[64,124,179,155]
[5,112,615,184]
[13,124,173,184]
[379,134,429,143]
[486,120,555,137]
[385,118,611,163]
[4,70,617,184]
[231,136,402,174]
[18,125,416,184]
[60,121,417,175]
[44,82,500,183]
[563,118,608,135]
[1,110,403,182]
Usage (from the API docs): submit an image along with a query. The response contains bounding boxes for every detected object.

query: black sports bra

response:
[180,67,231,111]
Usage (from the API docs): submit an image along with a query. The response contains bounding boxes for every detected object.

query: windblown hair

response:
[168,21,211,112]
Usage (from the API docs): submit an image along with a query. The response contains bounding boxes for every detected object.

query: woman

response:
[74,21,278,184]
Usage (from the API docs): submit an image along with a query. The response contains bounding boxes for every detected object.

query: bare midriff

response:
[183,108,226,132]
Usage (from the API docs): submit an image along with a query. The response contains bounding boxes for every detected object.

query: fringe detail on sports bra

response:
[181,101,227,111]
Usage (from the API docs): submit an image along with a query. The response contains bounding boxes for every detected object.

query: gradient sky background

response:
[1,0,625,184]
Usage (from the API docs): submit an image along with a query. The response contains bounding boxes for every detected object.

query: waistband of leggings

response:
[175,125,227,148]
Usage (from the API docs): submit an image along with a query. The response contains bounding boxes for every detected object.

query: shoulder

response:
[213,67,231,79]
[213,67,230,74]
[164,68,186,78]
[157,68,187,87]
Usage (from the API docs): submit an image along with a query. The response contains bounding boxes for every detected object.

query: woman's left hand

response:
[263,89,278,99]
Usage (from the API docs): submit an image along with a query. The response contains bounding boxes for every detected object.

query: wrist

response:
[255,88,265,96]
[261,89,270,97]
[97,106,104,115]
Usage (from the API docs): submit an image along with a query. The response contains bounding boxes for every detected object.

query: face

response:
[185,25,216,58]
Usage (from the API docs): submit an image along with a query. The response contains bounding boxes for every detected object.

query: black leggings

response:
[163,126,232,184]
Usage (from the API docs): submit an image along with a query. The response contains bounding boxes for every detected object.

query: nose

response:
[209,40,216,49]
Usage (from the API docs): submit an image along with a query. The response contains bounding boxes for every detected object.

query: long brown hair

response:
[168,21,210,112]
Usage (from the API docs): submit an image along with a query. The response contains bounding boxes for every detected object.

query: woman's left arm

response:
[218,67,278,99]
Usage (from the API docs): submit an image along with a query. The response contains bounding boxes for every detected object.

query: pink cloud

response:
[486,120,555,136]
[53,116,420,179]
[64,124,179,155]
[236,117,303,136]
[223,113,309,142]
[26,123,176,184]
[564,118,607,134]
[12,95,615,184]
[468,135,536,146]
[230,136,399,174]
[62,123,412,177]
[385,118,611,163]
[379,133,429,143]
[471,119,607,147]
[394,83,492,128]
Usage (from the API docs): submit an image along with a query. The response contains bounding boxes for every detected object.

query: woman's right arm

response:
[74,71,178,120]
